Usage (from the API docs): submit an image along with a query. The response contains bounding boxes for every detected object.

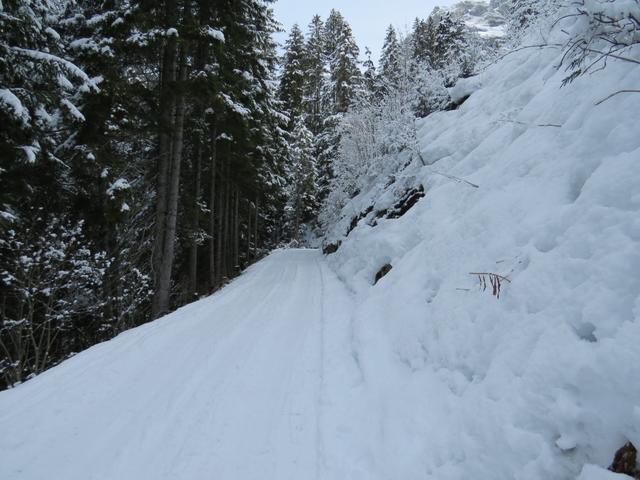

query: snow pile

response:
[323,33,640,480]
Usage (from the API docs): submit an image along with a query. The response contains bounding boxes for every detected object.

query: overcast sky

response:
[272,0,459,63]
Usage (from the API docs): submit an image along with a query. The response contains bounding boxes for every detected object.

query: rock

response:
[346,206,374,236]
[609,442,638,477]
[386,185,425,219]
[374,263,392,284]
[322,241,341,255]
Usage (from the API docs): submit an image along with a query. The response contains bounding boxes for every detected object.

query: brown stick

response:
[469,272,512,282]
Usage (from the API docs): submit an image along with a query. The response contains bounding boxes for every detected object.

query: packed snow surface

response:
[0,250,357,479]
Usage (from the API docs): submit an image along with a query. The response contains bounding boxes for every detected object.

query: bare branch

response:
[595,89,640,106]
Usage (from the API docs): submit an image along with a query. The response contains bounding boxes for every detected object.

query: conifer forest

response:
[0,0,503,389]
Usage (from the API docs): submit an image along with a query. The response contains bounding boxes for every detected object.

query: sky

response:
[272,0,459,63]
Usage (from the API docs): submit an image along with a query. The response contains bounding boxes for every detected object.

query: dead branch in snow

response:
[410,150,480,189]
[470,272,511,299]
[595,89,640,106]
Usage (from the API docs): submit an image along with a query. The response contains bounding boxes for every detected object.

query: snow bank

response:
[324,36,640,479]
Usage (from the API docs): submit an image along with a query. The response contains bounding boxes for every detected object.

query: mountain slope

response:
[323,28,640,480]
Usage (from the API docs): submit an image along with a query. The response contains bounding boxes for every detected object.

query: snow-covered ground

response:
[2,16,639,480]
[0,249,357,480]
[323,27,640,480]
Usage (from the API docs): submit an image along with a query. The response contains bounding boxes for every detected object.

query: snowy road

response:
[0,249,358,480]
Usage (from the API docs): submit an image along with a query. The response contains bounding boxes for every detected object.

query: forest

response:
[1,0,638,392]
[0,0,494,389]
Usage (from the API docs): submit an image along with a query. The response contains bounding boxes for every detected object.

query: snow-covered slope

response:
[323,30,640,480]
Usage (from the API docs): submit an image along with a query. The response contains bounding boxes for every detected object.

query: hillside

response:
[321,14,640,480]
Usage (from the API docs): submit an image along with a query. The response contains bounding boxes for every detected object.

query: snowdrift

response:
[323,39,640,479]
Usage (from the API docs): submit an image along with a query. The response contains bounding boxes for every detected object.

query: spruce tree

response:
[412,17,437,67]
[432,11,467,71]
[325,16,360,113]
[379,25,401,89]
[279,24,307,124]
[315,10,361,205]
[0,0,95,222]
[361,47,378,98]
[0,0,293,387]
[302,15,326,136]
[285,117,318,241]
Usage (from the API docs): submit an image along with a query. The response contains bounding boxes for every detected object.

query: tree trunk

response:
[152,43,187,318]
[188,142,202,299]
[245,199,252,266]
[233,188,239,271]
[253,193,259,259]
[208,120,217,290]
[215,161,223,286]
[151,9,178,318]
[188,4,208,300]
[294,190,301,243]
[222,175,230,279]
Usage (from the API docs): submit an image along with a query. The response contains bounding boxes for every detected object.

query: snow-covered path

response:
[0,249,356,480]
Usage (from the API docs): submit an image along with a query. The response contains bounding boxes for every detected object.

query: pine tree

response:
[326,17,361,113]
[302,15,326,136]
[432,11,467,72]
[379,25,401,89]
[412,17,437,67]
[0,0,95,223]
[285,117,318,241]
[278,24,307,124]
[361,47,377,98]
[315,10,361,205]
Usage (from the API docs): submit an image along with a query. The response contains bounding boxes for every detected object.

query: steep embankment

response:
[323,38,640,479]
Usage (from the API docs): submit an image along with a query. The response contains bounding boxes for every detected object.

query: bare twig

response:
[469,272,511,283]
[469,272,511,299]
[410,150,480,189]
[595,89,640,106]
[498,119,562,128]
[430,169,480,188]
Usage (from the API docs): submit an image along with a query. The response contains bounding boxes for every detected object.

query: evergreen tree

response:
[302,15,327,136]
[0,0,292,389]
[278,24,306,124]
[0,0,95,223]
[412,17,437,66]
[325,17,360,113]
[361,47,377,98]
[284,117,318,241]
[432,11,467,72]
[379,25,401,89]
[323,9,345,67]
[314,10,361,204]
